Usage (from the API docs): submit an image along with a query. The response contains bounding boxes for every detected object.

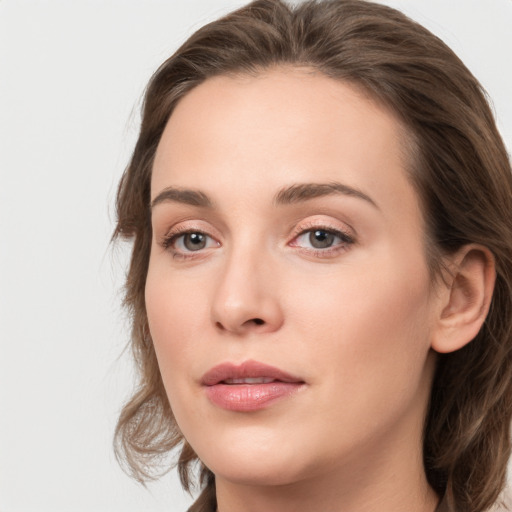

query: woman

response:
[113,1,512,511]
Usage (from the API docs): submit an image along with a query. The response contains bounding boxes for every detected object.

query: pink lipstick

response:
[201,360,305,412]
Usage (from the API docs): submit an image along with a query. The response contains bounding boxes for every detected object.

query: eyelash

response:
[160,226,218,259]
[160,224,355,260]
[289,224,355,258]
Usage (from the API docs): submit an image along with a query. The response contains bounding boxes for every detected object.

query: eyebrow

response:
[151,187,213,209]
[150,181,379,211]
[274,182,379,209]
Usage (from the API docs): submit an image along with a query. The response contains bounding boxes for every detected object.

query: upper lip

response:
[201,360,304,386]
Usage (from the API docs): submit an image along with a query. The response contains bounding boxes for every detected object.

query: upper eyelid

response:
[293,228,354,242]
[291,228,355,248]
[294,224,351,236]
[160,231,220,256]
[158,225,218,251]
[161,221,221,239]
[161,229,352,259]
[157,216,356,243]
[290,219,356,240]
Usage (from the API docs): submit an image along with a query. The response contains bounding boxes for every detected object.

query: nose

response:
[211,247,284,335]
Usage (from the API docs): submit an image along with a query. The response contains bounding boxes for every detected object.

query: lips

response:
[201,360,303,386]
[201,360,305,412]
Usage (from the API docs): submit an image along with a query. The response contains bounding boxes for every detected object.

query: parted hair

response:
[113,1,512,511]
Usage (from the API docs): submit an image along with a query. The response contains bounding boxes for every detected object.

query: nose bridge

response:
[211,232,283,334]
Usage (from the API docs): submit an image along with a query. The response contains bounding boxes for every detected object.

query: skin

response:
[146,68,448,512]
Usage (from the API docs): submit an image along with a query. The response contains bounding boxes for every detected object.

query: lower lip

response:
[204,382,303,411]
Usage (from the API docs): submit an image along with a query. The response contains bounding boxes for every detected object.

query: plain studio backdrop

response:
[1,0,511,511]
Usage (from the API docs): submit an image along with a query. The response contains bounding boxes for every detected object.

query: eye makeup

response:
[158,215,356,262]
[288,219,356,259]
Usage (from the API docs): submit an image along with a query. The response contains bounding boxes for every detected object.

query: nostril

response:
[214,317,267,332]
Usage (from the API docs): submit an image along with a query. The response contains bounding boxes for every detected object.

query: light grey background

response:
[1,1,511,511]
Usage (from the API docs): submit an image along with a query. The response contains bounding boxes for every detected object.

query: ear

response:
[431,245,496,354]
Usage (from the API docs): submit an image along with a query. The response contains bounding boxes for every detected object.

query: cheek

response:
[274,254,435,460]
[288,250,433,396]
[146,249,212,331]
[145,262,211,386]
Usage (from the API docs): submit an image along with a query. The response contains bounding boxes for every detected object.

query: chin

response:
[188,423,323,487]
[207,456,308,488]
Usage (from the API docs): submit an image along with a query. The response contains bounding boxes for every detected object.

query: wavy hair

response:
[113,1,512,511]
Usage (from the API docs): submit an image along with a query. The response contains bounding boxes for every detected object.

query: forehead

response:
[151,68,418,222]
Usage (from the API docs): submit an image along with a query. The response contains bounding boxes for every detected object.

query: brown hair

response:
[113,1,512,511]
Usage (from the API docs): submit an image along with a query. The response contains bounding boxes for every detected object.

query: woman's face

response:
[147,69,440,487]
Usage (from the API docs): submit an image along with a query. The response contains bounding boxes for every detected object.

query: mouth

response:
[222,377,276,384]
[201,360,305,412]
[201,359,304,386]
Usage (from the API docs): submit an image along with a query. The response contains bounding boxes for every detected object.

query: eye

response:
[163,230,219,254]
[291,227,354,254]
[179,232,209,251]
[303,229,337,249]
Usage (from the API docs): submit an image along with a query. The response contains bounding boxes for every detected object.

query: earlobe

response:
[431,245,496,354]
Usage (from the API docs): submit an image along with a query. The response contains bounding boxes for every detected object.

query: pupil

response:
[184,232,206,251]
[310,230,334,249]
